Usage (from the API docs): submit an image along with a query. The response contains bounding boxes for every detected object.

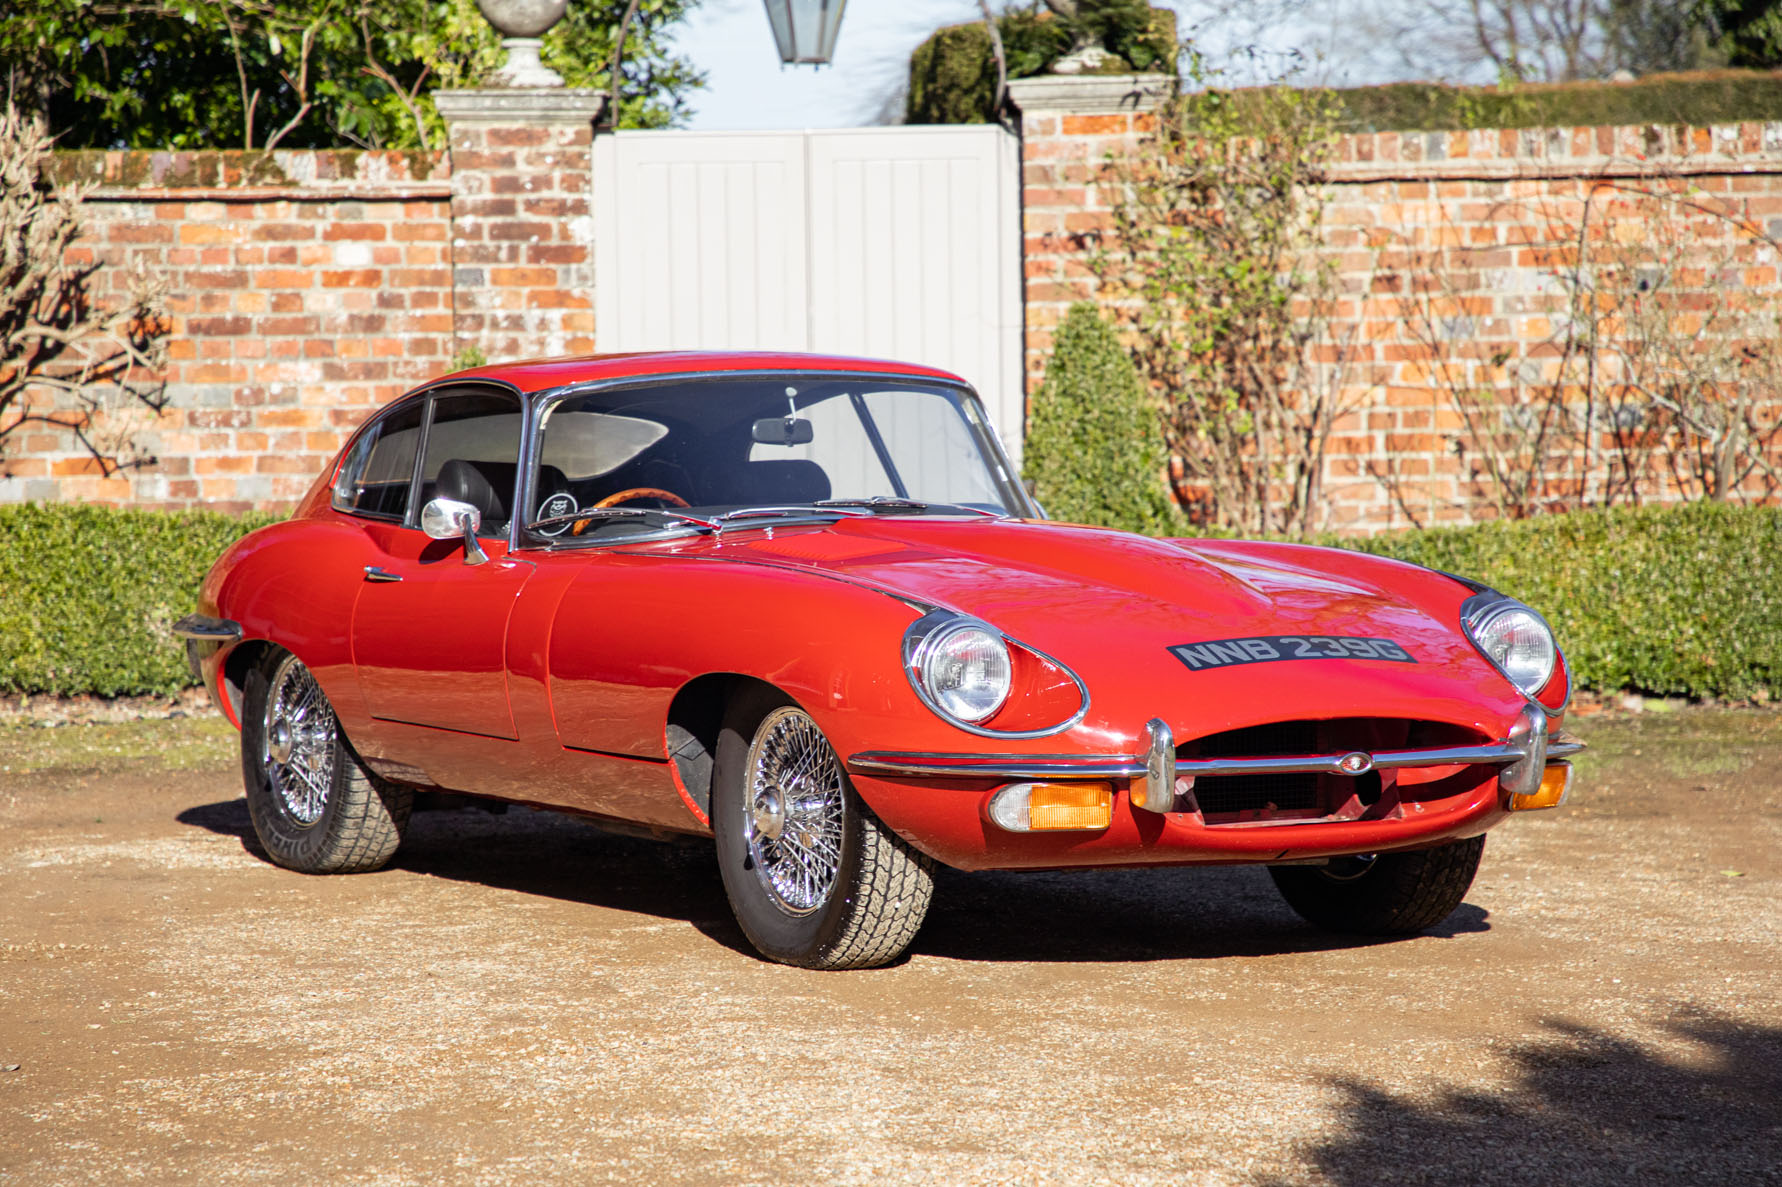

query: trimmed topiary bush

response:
[0,502,277,696]
[1349,502,1781,701]
[1024,301,1176,533]
[906,3,1177,126]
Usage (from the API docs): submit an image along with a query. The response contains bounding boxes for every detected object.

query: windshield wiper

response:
[526,498,996,541]
[711,505,868,535]
[814,497,1000,518]
[527,507,720,535]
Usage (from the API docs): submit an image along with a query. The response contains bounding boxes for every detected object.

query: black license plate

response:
[1170,635,1417,671]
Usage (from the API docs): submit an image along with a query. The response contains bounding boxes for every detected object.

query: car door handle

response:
[363,566,403,583]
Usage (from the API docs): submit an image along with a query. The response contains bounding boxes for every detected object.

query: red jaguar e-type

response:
[176,351,1579,969]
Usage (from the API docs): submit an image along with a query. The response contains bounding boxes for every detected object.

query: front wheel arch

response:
[222,639,277,724]
[665,673,788,822]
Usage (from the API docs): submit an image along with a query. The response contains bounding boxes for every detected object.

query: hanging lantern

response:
[762,0,848,66]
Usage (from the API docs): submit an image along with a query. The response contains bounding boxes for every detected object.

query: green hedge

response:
[1332,69,1782,133]
[0,503,277,697]
[1,500,1775,701]
[1348,502,1781,700]
[911,41,1782,131]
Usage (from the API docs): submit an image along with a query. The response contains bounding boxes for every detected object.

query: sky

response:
[666,1,1427,132]
[670,0,1011,131]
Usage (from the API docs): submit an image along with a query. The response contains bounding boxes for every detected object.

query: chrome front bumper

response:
[171,614,242,681]
[848,711,1585,813]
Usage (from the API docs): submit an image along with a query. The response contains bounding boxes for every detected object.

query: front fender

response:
[543,552,930,764]
[200,517,379,730]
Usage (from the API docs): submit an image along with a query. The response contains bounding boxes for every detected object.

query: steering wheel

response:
[594,487,689,509]
[569,487,692,537]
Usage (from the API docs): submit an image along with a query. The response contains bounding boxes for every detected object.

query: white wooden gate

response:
[592,126,1026,462]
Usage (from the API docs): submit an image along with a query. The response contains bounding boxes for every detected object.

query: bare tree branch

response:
[263,20,320,153]
[0,100,170,478]
[358,5,432,153]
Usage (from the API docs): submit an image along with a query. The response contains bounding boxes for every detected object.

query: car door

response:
[347,386,534,740]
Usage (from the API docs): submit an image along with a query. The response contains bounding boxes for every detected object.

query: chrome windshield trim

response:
[848,736,1566,782]
[514,368,1033,551]
[171,614,242,643]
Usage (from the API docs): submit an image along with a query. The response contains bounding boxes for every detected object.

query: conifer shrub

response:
[1023,301,1175,533]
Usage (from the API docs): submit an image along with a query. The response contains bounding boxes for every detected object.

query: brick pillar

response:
[434,89,605,362]
[1007,73,1172,399]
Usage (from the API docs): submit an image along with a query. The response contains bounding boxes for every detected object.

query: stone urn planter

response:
[477,0,569,87]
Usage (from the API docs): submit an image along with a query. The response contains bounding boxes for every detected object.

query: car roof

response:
[440,350,968,395]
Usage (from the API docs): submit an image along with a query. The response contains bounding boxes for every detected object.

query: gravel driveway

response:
[2,707,1778,1185]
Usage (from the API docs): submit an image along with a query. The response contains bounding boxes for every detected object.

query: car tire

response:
[1268,835,1485,935]
[713,689,935,969]
[241,648,412,874]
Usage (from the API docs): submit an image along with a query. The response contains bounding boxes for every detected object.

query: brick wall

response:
[9,81,1782,530]
[1014,75,1782,532]
[5,150,454,511]
[3,90,603,513]
[435,90,602,364]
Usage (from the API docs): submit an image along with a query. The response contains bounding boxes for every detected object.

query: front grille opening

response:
[1179,718,1491,821]
[1186,717,1486,758]
[1194,771,1319,815]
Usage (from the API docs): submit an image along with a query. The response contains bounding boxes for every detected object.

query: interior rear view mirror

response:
[752,417,815,446]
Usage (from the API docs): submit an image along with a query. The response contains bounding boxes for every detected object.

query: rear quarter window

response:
[333,402,424,519]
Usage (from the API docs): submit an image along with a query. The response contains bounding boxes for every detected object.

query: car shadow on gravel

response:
[1274,1011,1782,1186]
[177,797,749,946]
[177,798,1490,965]
[910,866,1489,963]
[177,798,266,852]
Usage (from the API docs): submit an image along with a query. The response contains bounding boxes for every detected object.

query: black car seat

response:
[726,459,832,505]
[435,459,515,531]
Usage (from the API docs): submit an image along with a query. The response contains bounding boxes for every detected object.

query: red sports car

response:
[176,351,1580,969]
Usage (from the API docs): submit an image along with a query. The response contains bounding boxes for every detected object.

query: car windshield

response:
[526,377,1028,542]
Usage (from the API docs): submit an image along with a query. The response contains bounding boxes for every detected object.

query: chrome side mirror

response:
[420,497,489,566]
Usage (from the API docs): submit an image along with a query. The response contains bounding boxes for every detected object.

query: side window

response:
[417,389,524,537]
[332,401,424,520]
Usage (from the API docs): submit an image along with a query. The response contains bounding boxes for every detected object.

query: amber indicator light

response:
[1028,783,1114,831]
[1510,762,1571,811]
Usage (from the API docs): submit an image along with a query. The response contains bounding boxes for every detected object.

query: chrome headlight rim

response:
[906,614,1011,726]
[1461,590,1561,706]
[900,609,1090,739]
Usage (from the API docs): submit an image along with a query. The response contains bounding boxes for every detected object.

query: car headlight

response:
[1463,595,1557,698]
[909,618,1012,724]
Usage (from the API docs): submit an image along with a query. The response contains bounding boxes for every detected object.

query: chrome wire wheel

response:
[261,654,337,829]
[743,706,845,916]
